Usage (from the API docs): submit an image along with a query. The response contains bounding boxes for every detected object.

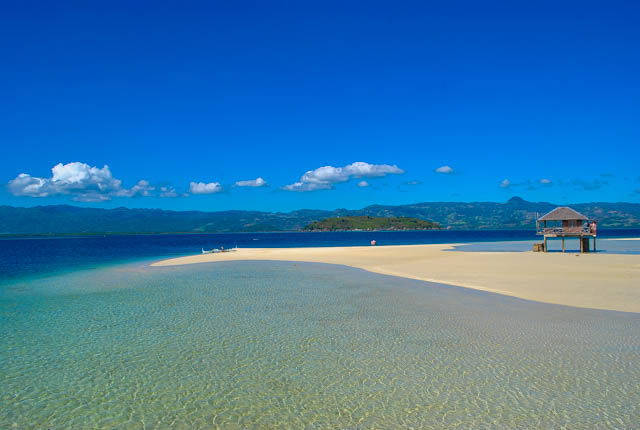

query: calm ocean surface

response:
[1,230,639,428]
[2,229,640,282]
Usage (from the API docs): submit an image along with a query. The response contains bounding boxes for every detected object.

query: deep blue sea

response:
[1,229,640,282]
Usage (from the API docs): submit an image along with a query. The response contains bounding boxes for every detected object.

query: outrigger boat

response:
[202,248,220,254]
[202,245,239,254]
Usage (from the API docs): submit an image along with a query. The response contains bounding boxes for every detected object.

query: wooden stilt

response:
[580,236,583,253]
[562,236,565,253]
[544,236,548,252]
[593,237,596,253]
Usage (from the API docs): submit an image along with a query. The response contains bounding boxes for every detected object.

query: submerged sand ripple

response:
[153,244,640,313]
[2,261,639,428]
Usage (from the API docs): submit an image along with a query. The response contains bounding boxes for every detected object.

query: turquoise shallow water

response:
[2,260,639,428]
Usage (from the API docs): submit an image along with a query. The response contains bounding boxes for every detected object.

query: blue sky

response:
[1,1,639,212]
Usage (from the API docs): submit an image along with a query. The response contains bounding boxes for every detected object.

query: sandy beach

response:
[153,244,640,313]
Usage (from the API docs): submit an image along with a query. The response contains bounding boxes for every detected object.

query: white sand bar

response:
[153,244,640,313]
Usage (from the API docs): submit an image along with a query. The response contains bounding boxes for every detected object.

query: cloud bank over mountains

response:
[7,162,230,200]
[7,161,407,200]
[8,160,620,204]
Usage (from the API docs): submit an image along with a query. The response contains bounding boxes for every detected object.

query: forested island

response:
[303,216,440,232]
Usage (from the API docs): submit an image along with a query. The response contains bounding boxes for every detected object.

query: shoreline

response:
[3,231,640,240]
[152,243,640,313]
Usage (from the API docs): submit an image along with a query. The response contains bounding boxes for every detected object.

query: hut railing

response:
[536,226,591,235]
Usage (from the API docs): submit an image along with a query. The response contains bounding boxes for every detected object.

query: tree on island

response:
[303,216,440,232]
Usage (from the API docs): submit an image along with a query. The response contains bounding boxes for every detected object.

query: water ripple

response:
[1,261,639,428]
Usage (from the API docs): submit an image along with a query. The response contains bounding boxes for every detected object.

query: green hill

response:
[303,216,440,232]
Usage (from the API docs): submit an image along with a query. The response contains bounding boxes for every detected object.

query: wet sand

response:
[153,244,640,313]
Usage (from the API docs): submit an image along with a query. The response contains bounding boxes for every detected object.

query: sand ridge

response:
[152,244,640,313]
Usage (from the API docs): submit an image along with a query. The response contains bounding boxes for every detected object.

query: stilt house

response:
[536,207,597,253]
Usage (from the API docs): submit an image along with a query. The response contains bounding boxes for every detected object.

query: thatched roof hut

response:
[538,207,588,222]
[536,206,596,253]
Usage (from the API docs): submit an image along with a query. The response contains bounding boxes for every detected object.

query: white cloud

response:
[7,174,49,197]
[283,161,404,192]
[159,186,178,198]
[282,181,331,192]
[343,161,404,178]
[235,177,268,187]
[357,180,370,187]
[539,178,552,184]
[7,162,153,201]
[117,180,155,197]
[189,181,222,194]
[434,165,454,174]
[499,179,511,188]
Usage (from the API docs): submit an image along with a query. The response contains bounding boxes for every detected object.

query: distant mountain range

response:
[1,197,639,235]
